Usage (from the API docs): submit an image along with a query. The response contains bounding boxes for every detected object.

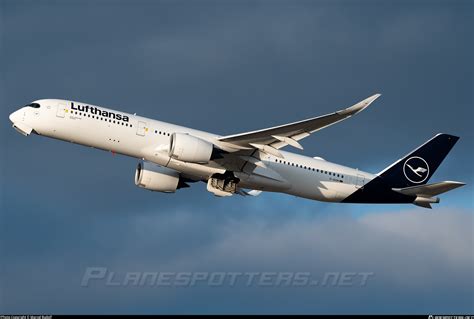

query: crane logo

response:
[403,156,430,184]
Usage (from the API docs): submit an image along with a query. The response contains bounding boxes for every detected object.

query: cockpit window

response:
[25,103,40,108]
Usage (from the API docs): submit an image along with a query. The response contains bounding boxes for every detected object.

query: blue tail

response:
[377,133,459,188]
[343,133,460,204]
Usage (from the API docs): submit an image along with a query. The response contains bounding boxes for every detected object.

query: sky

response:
[0,0,473,314]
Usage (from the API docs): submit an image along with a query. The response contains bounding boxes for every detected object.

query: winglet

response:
[337,93,381,116]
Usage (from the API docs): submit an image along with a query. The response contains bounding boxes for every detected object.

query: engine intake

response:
[135,161,184,193]
[169,133,213,163]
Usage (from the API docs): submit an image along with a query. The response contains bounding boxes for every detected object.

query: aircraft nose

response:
[9,109,21,123]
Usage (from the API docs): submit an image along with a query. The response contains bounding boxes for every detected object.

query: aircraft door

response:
[355,174,365,189]
[56,102,66,118]
[136,121,147,136]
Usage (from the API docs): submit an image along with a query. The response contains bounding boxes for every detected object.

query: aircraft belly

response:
[287,180,356,202]
[235,171,291,191]
[318,182,356,202]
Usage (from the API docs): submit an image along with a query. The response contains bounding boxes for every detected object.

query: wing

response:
[217,94,381,156]
[392,181,466,197]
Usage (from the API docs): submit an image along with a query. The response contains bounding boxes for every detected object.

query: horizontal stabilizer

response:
[412,196,439,209]
[392,181,465,197]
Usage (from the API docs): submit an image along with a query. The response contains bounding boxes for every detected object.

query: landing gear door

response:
[136,121,147,136]
[356,174,365,189]
[56,102,66,118]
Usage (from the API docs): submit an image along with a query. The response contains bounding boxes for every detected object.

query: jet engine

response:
[169,133,213,163]
[135,161,187,193]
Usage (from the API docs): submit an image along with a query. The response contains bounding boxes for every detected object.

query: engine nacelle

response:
[135,161,180,193]
[169,133,214,163]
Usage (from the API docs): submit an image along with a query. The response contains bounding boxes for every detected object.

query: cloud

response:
[2,200,472,313]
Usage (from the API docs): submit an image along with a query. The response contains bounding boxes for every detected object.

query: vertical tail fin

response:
[377,133,459,188]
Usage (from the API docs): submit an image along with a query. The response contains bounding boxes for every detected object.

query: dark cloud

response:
[1,203,473,314]
[1,0,473,314]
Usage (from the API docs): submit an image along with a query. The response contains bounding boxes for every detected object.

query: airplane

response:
[8,94,465,208]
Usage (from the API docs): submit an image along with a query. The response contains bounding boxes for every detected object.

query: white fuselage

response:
[9,99,376,202]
